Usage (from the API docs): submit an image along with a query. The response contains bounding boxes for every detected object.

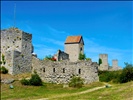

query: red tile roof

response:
[65,36,83,44]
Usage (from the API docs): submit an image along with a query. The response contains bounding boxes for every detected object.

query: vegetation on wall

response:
[86,58,91,61]
[44,55,56,61]
[1,54,6,65]
[79,53,86,60]
[0,66,8,74]
[98,58,102,65]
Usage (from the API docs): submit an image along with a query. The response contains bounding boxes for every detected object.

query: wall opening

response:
[78,69,81,74]
[80,47,82,51]
[63,68,65,73]
[43,68,45,72]
[53,68,55,73]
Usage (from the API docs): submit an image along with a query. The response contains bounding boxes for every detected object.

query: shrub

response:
[119,63,133,83]
[69,75,84,88]
[21,78,30,85]
[20,73,43,86]
[0,61,2,65]
[86,58,91,61]
[44,55,52,60]
[98,70,121,83]
[0,66,8,74]
[29,73,43,86]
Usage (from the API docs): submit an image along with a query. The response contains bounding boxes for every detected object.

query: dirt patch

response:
[1,73,31,80]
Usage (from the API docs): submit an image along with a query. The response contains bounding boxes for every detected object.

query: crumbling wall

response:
[1,28,32,75]
[32,56,99,84]
[56,50,69,61]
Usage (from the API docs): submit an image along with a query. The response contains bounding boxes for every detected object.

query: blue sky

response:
[1,1,133,68]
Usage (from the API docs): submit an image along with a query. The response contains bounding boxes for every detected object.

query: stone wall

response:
[1,28,32,75]
[32,56,99,84]
[56,50,69,61]
[109,59,122,71]
[65,44,80,62]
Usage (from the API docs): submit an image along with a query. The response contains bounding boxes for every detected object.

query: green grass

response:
[56,81,133,100]
[1,81,104,100]
[1,81,133,100]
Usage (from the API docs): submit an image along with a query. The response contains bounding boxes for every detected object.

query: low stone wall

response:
[32,56,99,84]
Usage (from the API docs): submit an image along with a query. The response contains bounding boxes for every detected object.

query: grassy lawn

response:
[1,81,104,100]
[56,81,133,100]
[1,73,133,100]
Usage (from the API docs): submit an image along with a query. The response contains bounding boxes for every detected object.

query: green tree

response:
[79,53,86,60]
[86,58,91,61]
[119,63,133,83]
[44,55,52,60]
[98,58,102,65]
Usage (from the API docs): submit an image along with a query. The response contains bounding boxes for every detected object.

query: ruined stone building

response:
[99,54,122,71]
[32,56,99,84]
[1,27,122,84]
[54,50,69,61]
[1,28,32,75]
[64,36,84,62]
[99,54,109,70]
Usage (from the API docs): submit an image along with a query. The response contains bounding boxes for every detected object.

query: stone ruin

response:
[0,28,122,84]
[1,28,32,75]
[32,56,99,84]
[99,54,122,71]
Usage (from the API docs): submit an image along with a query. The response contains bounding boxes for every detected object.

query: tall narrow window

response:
[43,68,45,72]
[53,68,55,72]
[79,69,81,74]
[63,68,65,73]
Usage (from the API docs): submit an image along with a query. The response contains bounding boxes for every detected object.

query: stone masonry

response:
[32,56,99,84]
[99,54,122,71]
[1,28,32,75]
[99,54,109,70]
[65,36,84,62]
[54,50,69,61]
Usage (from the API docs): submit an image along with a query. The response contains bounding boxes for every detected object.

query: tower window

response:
[80,47,82,51]
[78,69,81,74]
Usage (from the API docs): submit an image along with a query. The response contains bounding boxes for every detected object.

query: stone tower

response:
[99,54,109,70]
[1,28,32,75]
[112,59,118,68]
[112,59,122,70]
[64,36,84,62]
